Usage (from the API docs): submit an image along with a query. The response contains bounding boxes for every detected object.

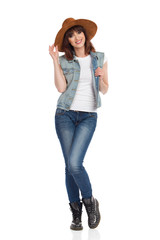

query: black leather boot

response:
[82,196,100,229]
[69,201,83,230]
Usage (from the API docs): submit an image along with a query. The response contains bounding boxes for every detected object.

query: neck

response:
[74,47,88,58]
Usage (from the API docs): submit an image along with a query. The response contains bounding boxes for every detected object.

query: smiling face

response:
[68,30,86,50]
[62,25,95,60]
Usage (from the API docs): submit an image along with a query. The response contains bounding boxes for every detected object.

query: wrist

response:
[53,59,59,65]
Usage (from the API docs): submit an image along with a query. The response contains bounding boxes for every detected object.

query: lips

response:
[75,39,82,44]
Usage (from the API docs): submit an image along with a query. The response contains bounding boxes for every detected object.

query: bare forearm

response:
[96,61,109,95]
[53,60,67,93]
[99,78,109,94]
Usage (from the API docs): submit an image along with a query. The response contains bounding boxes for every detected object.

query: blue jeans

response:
[54,108,98,203]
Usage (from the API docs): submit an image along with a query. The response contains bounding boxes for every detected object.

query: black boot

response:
[82,196,100,229]
[69,201,83,230]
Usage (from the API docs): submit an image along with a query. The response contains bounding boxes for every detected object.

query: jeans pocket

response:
[55,108,67,116]
[88,112,98,119]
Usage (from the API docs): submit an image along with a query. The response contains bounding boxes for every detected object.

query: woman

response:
[49,18,109,230]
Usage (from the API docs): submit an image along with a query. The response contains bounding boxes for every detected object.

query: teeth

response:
[76,40,82,43]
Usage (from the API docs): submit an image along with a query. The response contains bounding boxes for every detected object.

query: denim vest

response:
[56,51,104,111]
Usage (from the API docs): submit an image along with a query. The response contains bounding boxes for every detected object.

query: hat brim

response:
[54,19,97,52]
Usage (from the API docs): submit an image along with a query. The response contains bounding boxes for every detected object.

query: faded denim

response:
[57,51,104,111]
[55,108,98,203]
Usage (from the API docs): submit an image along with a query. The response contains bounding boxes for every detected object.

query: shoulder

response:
[90,51,104,68]
[59,53,65,59]
[58,54,68,66]
[95,51,108,62]
[59,54,66,61]
[90,51,104,58]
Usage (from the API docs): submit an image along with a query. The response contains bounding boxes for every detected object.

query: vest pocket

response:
[62,68,74,75]
[62,68,74,84]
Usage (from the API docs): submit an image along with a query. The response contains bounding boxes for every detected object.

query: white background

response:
[0,0,160,239]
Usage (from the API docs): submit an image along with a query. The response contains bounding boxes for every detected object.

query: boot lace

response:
[87,202,96,214]
[70,208,81,220]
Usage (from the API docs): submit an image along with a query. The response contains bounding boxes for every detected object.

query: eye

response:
[77,31,82,34]
[68,33,73,38]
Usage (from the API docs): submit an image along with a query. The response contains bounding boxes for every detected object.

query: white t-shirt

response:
[69,53,108,112]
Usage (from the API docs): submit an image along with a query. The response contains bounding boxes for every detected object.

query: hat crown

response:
[62,18,75,27]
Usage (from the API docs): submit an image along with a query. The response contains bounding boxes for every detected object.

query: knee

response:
[68,163,83,175]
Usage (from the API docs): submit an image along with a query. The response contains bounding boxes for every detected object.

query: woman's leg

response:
[67,112,97,199]
[55,108,99,229]
[55,109,80,203]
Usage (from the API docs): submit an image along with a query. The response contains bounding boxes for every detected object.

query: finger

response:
[95,67,101,73]
[49,45,52,51]
[50,44,55,50]
[95,70,100,75]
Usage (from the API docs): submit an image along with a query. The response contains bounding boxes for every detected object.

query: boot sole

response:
[89,214,101,229]
[70,226,83,231]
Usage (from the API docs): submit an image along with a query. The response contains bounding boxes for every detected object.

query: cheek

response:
[81,34,85,41]
[71,38,76,44]
[68,39,74,45]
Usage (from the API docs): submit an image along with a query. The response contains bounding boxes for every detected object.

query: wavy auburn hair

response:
[62,25,96,60]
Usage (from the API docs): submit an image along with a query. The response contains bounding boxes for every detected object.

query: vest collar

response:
[68,51,97,62]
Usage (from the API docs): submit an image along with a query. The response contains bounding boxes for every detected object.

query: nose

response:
[75,36,79,41]
[74,32,80,39]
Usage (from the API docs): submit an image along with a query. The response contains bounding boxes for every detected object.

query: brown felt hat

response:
[54,18,97,52]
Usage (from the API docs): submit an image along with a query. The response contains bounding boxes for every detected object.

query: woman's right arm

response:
[49,44,67,93]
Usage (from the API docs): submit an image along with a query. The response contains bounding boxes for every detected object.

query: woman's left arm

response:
[95,61,109,95]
